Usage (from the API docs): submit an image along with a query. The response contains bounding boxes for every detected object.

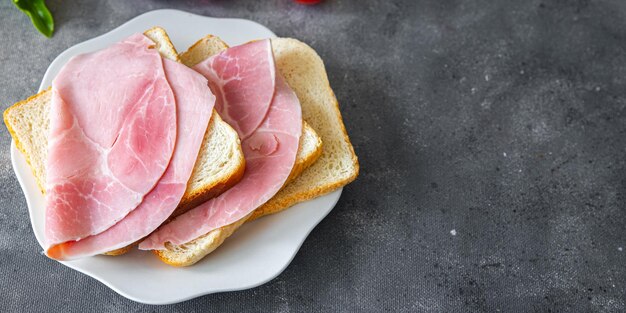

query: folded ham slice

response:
[46,34,178,250]
[196,39,275,139]
[47,58,215,260]
[139,40,302,250]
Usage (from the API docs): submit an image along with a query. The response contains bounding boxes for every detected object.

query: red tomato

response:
[295,0,323,4]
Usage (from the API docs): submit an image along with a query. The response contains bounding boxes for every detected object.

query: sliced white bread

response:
[251,38,359,219]
[154,35,357,266]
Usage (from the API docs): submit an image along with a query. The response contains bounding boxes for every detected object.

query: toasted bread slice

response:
[153,35,356,267]
[250,38,359,219]
[3,27,246,255]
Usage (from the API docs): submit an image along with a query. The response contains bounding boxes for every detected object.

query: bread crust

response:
[4,88,51,194]
[102,245,133,256]
[174,127,246,218]
[266,38,359,207]
[143,27,182,63]
[179,35,229,67]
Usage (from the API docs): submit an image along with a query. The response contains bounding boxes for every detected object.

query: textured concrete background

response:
[1,0,626,312]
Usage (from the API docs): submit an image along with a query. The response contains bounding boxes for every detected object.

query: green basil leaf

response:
[13,0,55,38]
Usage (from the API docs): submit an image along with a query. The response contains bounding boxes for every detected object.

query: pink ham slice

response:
[193,40,275,139]
[45,34,177,251]
[139,40,302,250]
[47,59,215,260]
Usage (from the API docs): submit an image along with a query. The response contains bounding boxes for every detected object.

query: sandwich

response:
[3,27,357,266]
[146,34,360,266]
[5,27,246,258]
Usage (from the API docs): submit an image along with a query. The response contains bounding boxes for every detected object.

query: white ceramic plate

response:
[10,9,342,305]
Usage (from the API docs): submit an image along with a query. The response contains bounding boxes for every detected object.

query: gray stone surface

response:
[1,0,625,311]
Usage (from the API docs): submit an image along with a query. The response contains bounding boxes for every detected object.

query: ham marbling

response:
[139,40,302,249]
[47,59,215,260]
[45,34,177,251]
[193,40,275,139]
